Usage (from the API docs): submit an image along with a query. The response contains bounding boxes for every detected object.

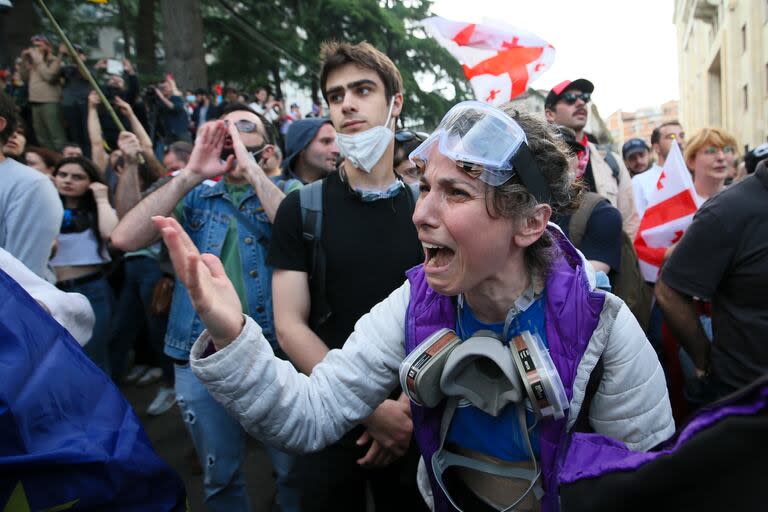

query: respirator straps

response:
[431,399,543,511]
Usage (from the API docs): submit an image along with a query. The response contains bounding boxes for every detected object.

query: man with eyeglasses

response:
[545,79,639,238]
[110,103,300,512]
[394,130,428,185]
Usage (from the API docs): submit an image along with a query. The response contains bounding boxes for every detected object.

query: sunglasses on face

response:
[232,119,259,134]
[560,92,591,105]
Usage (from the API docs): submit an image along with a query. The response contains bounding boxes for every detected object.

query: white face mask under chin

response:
[336,98,395,173]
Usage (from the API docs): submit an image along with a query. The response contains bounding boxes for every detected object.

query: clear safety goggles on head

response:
[409,101,552,204]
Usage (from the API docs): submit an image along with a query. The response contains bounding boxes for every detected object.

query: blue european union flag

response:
[0,269,186,510]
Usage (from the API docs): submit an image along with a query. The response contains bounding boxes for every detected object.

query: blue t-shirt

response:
[446,295,548,462]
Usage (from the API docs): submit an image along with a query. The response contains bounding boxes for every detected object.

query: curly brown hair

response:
[480,104,581,276]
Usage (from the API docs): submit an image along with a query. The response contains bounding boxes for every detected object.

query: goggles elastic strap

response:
[510,143,552,204]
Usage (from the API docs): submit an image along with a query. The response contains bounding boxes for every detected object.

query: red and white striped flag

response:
[421,16,555,105]
[634,142,700,282]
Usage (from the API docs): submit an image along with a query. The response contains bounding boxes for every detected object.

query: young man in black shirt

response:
[267,42,425,511]
[656,161,768,402]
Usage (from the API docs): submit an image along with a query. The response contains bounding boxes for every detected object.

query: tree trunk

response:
[135,0,158,76]
[115,0,134,59]
[0,1,42,69]
[271,65,282,100]
[311,78,319,105]
[160,0,207,90]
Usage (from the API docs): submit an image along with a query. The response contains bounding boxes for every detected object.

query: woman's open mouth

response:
[423,242,455,270]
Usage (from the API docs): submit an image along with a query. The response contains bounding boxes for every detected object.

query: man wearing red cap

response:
[545,79,639,238]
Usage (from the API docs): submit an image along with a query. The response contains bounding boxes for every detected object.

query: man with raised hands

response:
[110,104,298,512]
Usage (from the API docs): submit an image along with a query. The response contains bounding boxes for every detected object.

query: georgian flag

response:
[634,142,700,282]
[421,16,555,105]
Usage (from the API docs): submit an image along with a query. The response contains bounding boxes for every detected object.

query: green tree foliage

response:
[202,0,469,127]
[22,0,470,127]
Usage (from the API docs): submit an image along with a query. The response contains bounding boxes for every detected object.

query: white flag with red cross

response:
[421,16,555,105]
[634,142,700,282]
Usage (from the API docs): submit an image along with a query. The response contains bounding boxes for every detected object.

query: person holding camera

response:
[93,58,139,150]
[18,35,66,151]
[153,77,191,145]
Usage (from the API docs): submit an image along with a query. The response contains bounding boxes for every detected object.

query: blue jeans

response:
[174,363,299,512]
[61,275,113,375]
[110,256,171,382]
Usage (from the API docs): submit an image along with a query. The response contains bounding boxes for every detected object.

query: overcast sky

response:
[430,0,679,116]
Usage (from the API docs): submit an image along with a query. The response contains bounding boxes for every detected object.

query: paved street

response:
[121,381,278,512]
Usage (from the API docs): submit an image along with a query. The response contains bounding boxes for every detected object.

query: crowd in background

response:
[1,32,766,512]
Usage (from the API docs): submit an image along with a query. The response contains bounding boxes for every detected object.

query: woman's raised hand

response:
[152,216,244,349]
[88,182,109,200]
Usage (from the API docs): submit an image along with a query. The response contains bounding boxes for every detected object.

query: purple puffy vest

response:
[404,227,605,512]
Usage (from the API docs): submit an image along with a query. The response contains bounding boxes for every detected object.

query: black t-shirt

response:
[662,167,768,390]
[555,200,622,272]
[267,172,423,350]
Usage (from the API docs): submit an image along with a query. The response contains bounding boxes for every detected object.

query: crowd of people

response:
[1,32,766,512]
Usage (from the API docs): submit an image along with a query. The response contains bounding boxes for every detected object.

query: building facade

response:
[607,101,679,147]
[674,0,768,150]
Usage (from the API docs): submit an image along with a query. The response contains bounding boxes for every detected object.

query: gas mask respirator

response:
[400,327,567,419]
[399,296,568,511]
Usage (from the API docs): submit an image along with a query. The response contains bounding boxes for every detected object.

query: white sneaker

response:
[124,364,149,384]
[136,367,163,387]
[146,386,176,416]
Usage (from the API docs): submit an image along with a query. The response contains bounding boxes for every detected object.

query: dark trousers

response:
[110,256,172,383]
[296,428,427,512]
[59,274,114,376]
[62,102,90,158]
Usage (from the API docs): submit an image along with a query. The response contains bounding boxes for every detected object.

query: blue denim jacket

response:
[164,179,276,360]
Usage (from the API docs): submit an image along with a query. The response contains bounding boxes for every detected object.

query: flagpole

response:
[34,0,126,132]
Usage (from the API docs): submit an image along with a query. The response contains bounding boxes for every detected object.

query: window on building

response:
[744,84,749,111]
[742,24,747,53]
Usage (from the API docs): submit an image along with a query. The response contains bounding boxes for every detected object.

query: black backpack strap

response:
[569,192,606,248]
[573,355,604,433]
[299,180,331,329]
[300,180,323,245]
[604,151,621,182]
